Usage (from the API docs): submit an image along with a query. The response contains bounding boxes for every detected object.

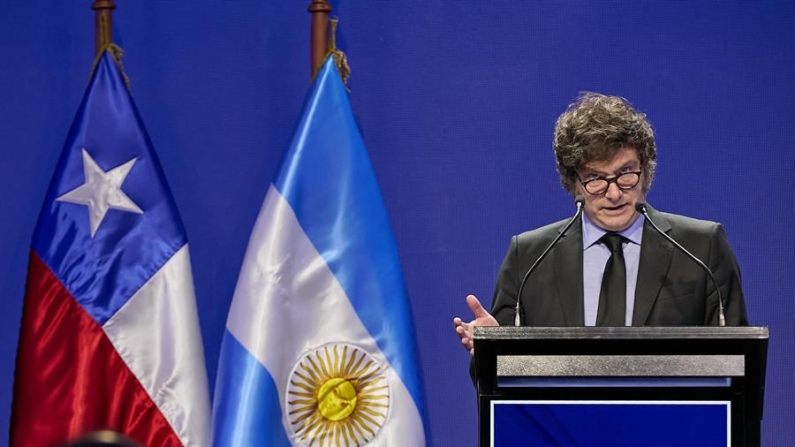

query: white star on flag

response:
[56,148,143,237]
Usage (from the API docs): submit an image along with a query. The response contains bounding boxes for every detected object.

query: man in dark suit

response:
[454,93,748,355]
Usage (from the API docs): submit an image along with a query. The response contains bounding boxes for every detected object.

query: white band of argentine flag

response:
[218,185,425,446]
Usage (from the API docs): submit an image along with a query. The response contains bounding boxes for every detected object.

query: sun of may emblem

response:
[286,343,390,446]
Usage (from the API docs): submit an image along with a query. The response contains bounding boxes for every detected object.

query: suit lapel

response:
[632,206,674,326]
[553,219,584,326]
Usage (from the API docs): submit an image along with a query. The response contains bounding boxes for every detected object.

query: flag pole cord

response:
[326,19,351,86]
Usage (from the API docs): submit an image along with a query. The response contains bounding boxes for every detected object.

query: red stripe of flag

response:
[11,252,182,447]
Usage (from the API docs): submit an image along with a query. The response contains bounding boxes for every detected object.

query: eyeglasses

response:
[579,170,642,195]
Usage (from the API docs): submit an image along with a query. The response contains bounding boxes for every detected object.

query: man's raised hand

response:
[453,294,499,356]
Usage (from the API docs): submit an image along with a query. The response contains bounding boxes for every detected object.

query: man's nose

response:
[604,181,622,200]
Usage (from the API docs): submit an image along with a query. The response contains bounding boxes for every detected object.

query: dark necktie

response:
[596,233,626,326]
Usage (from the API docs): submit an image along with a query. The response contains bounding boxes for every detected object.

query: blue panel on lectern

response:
[492,401,729,447]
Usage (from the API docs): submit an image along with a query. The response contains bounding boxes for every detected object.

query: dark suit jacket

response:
[490,206,749,327]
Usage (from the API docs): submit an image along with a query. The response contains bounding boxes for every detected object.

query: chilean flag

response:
[10,50,210,447]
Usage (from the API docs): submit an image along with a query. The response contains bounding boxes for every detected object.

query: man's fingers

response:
[456,298,486,355]
[454,322,474,351]
[466,294,488,318]
[466,294,498,327]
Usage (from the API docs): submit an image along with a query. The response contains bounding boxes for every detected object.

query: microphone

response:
[634,202,726,327]
[514,196,585,326]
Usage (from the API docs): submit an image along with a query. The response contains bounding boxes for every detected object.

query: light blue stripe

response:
[273,58,428,437]
[212,330,291,447]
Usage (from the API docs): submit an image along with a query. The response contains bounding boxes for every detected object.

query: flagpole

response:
[308,0,332,78]
[92,0,116,56]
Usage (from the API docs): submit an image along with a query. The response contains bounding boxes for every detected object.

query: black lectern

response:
[473,326,768,447]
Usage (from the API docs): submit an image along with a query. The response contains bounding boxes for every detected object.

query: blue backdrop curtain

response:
[0,1,792,445]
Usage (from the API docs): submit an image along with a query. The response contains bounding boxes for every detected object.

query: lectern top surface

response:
[473,326,768,340]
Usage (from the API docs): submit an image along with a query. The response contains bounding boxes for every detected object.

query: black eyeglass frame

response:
[578,170,642,196]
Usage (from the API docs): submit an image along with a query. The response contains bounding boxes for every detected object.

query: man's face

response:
[575,147,646,232]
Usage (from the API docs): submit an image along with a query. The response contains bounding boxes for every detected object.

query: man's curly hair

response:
[553,92,656,195]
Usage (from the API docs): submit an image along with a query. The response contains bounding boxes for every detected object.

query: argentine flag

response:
[212,58,428,446]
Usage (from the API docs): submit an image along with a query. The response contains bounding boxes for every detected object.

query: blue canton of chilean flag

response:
[11,51,210,447]
[212,57,430,446]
